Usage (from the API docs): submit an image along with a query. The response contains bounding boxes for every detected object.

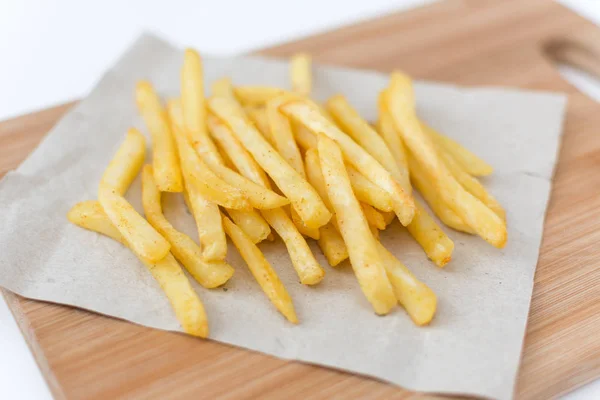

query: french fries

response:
[98,132,170,263]
[68,48,510,331]
[170,100,250,210]
[135,81,183,192]
[99,128,146,195]
[168,100,227,261]
[208,96,331,229]
[281,99,415,226]
[181,49,222,164]
[386,72,506,248]
[326,94,409,191]
[423,122,493,177]
[222,215,298,323]
[68,201,208,337]
[291,53,312,96]
[408,153,475,234]
[376,242,437,325]
[142,165,234,288]
[318,133,396,315]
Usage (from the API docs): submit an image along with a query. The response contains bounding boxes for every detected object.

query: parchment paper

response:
[0,34,567,400]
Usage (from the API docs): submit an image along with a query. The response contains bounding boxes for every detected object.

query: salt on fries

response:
[68,47,507,334]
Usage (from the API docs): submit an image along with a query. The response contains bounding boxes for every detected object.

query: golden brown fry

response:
[290,207,320,240]
[423,122,493,177]
[407,200,454,268]
[181,48,222,164]
[377,91,411,192]
[408,153,475,234]
[142,166,234,288]
[318,223,349,267]
[261,208,325,285]
[439,148,505,220]
[222,215,298,323]
[245,106,275,147]
[346,165,393,212]
[68,201,208,337]
[234,86,287,106]
[267,96,306,177]
[386,72,506,247]
[281,100,415,226]
[226,208,271,244]
[292,121,318,152]
[326,94,409,191]
[304,148,332,211]
[209,97,331,229]
[291,53,312,96]
[169,100,250,210]
[135,81,183,192]
[168,100,227,261]
[382,211,396,226]
[360,202,386,230]
[99,128,146,195]
[376,242,437,325]
[318,133,396,315]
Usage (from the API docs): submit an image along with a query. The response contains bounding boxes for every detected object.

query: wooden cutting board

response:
[2,0,600,398]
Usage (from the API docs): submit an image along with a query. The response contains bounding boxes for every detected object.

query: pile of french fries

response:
[68,49,506,337]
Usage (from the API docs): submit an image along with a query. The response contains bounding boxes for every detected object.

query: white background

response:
[1,0,599,398]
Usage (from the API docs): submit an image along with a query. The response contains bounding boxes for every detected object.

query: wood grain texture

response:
[2,0,600,399]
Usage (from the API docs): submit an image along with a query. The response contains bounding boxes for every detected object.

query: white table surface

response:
[1,1,599,399]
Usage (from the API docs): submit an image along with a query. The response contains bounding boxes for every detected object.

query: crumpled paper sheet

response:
[0,34,567,400]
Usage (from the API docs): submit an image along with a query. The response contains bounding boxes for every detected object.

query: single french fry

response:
[439,148,505,220]
[68,201,208,337]
[267,96,306,178]
[135,81,183,192]
[209,96,331,229]
[234,86,287,106]
[408,153,475,234]
[169,100,250,210]
[407,200,454,267]
[318,223,349,267]
[99,128,146,195]
[377,91,411,193]
[226,208,271,244]
[181,48,222,164]
[292,121,318,152]
[168,100,227,261]
[244,106,276,148]
[376,241,437,325]
[304,148,333,211]
[360,202,386,230]
[261,208,325,285]
[386,72,506,248]
[142,166,234,287]
[318,133,396,315]
[423,122,493,177]
[326,94,410,192]
[184,183,227,261]
[291,53,312,96]
[346,165,393,212]
[281,100,415,226]
[222,215,298,323]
